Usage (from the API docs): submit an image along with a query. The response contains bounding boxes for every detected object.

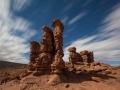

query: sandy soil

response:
[0,65,120,90]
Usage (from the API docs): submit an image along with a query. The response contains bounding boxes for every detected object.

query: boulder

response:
[64,84,69,88]
[94,66,102,72]
[105,70,112,74]
[91,77,101,82]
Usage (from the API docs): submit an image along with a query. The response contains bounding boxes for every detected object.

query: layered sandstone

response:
[68,47,94,67]
[51,19,65,74]
[27,19,65,77]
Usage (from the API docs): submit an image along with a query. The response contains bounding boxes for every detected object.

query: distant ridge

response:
[0,60,27,69]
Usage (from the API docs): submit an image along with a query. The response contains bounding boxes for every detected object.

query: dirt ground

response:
[0,65,120,90]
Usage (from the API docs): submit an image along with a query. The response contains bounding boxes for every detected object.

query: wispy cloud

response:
[63,4,120,66]
[66,27,76,33]
[0,0,36,64]
[61,17,69,25]
[13,0,32,11]
[81,0,92,7]
[68,12,87,25]
[63,2,74,13]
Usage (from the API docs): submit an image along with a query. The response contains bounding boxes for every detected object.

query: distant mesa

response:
[0,60,26,69]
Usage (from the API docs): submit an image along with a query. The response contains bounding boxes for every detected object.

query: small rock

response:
[92,62,101,66]
[76,71,81,74]
[94,66,102,72]
[101,67,108,71]
[64,84,69,88]
[91,77,101,82]
[20,84,28,90]
[76,67,82,71]
[112,71,117,74]
[105,70,112,74]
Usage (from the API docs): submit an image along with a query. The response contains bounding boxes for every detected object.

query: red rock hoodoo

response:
[68,47,94,67]
[51,19,65,74]
[27,19,65,76]
[27,18,114,86]
[27,19,95,76]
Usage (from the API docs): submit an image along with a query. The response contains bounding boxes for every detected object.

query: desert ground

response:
[0,62,120,90]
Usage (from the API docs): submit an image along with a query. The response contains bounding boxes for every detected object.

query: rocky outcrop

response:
[80,50,94,63]
[51,19,65,74]
[68,47,83,67]
[68,48,94,67]
[28,41,39,71]
[66,61,113,76]
[47,19,66,85]
[27,19,66,83]
[33,26,54,75]
[26,18,115,86]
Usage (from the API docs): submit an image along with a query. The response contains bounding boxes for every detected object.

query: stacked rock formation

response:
[28,41,40,71]
[68,47,82,67]
[51,19,65,74]
[34,26,54,74]
[66,61,113,76]
[68,47,94,67]
[27,19,65,76]
[88,51,94,63]
[80,50,94,63]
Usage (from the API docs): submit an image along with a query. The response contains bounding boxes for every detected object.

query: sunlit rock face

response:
[24,19,117,87]
[51,19,65,74]
[27,19,95,75]
[68,47,94,67]
[27,19,65,75]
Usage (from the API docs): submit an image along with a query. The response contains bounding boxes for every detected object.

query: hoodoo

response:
[25,19,115,87]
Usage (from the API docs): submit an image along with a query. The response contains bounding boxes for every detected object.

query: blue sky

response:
[0,0,120,66]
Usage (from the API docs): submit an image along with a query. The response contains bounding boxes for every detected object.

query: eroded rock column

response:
[51,19,65,74]
[34,26,54,75]
[80,50,94,63]
[80,50,89,63]
[88,51,94,63]
[47,19,66,85]
[68,47,83,67]
[28,41,40,71]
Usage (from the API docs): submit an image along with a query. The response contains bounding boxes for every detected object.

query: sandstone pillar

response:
[33,26,54,75]
[27,41,39,71]
[51,19,65,74]
[47,19,66,85]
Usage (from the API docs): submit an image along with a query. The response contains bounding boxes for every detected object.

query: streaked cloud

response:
[13,0,32,11]
[66,27,76,33]
[68,12,87,25]
[61,17,69,25]
[0,0,36,64]
[63,2,74,13]
[82,0,92,7]
[63,3,120,66]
